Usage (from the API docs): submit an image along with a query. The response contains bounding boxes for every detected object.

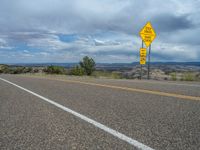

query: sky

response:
[0,0,200,63]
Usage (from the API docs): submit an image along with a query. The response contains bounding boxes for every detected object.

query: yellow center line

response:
[20,75,200,101]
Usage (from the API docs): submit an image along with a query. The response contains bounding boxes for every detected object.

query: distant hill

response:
[6,62,200,66]
[1,62,200,81]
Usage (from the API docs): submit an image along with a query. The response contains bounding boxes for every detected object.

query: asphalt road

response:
[0,74,200,150]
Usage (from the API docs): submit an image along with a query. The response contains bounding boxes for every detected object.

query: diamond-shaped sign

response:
[140,22,156,47]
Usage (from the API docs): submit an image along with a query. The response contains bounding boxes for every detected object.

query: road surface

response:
[0,74,200,150]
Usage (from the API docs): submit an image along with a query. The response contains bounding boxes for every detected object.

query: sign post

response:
[148,44,151,79]
[140,41,144,79]
[139,22,156,80]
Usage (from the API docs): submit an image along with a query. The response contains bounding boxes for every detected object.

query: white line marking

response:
[0,77,154,150]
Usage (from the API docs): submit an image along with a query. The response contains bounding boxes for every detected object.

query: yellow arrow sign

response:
[140,22,156,47]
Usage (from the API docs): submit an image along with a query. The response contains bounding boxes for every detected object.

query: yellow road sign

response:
[140,48,147,56]
[140,48,147,65]
[140,22,156,47]
[140,56,146,65]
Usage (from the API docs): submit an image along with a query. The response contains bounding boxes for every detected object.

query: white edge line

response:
[0,77,154,150]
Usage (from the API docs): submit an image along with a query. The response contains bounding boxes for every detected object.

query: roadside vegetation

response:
[1,60,200,81]
[70,65,85,76]
[0,56,96,76]
[169,71,199,81]
[170,72,177,81]
[43,66,66,74]
[79,56,96,75]
[181,72,197,81]
[0,65,38,74]
[92,71,122,79]
[70,56,96,76]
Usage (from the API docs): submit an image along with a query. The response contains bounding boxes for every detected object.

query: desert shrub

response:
[19,67,33,73]
[164,77,168,80]
[92,71,110,77]
[44,66,66,74]
[92,71,122,79]
[80,56,96,76]
[181,72,195,81]
[70,65,85,76]
[111,72,122,79]
[32,68,39,73]
[11,67,32,74]
[13,67,24,74]
[170,72,177,81]
[0,65,9,73]
[195,73,200,81]
[0,65,34,74]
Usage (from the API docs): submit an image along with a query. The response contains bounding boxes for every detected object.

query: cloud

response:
[151,14,194,32]
[0,0,199,63]
[0,38,13,49]
[94,39,121,46]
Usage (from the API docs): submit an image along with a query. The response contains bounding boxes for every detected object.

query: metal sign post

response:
[140,41,144,80]
[148,44,151,80]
